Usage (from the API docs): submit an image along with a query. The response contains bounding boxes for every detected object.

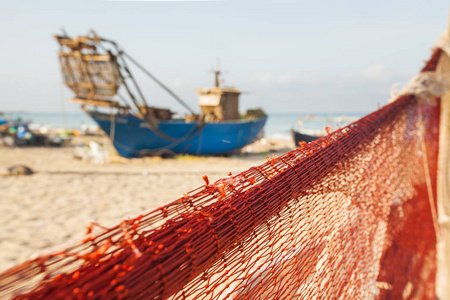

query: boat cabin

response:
[197,71,241,122]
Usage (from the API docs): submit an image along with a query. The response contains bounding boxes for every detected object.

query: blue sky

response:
[0,0,448,114]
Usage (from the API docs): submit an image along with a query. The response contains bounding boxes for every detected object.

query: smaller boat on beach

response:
[291,114,360,147]
[54,31,267,158]
[291,129,322,146]
[291,115,323,146]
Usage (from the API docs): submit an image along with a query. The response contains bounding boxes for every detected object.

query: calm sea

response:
[3,112,365,140]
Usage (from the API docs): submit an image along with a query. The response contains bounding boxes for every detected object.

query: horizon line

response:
[104,0,222,2]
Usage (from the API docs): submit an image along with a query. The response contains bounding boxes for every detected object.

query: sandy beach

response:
[0,135,294,273]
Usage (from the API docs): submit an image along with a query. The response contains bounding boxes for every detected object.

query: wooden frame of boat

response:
[70,98,130,110]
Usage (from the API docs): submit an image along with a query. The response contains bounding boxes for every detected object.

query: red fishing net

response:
[0,51,443,299]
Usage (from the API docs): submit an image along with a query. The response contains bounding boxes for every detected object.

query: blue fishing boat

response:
[55,31,266,157]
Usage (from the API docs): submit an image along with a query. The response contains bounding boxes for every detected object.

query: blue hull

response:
[90,113,267,158]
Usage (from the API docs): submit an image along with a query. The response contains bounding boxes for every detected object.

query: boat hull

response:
[292,129,321,146]
[90,113,267,157]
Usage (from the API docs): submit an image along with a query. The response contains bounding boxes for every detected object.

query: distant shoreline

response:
[2,111,364,141]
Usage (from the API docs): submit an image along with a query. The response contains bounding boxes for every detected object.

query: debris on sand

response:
[3,165,34,176]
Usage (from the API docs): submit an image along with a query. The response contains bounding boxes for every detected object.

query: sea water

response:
[3,112,365,140]
[3,112,96,131]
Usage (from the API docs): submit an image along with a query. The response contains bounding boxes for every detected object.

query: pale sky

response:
[0,0,448,114]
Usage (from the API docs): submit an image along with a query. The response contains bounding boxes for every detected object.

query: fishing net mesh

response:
[0,48,446,299]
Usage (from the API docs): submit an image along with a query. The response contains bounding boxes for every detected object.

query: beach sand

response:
[0,136,294,272]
